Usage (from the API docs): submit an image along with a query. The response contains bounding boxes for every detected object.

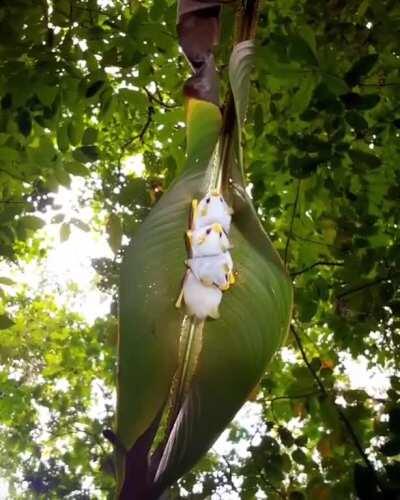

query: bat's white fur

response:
[192,192,233,233]
[186,252,233,290]
[182,270,222,319]
[189,224,231,257]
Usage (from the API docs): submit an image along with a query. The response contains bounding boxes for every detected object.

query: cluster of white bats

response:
[176,191,235,319]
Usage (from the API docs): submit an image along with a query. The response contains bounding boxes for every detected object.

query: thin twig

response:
[290,324,386,493]
[144,87,178,109]
[291,261,344,277]
[222,456,239,493]
[284,180,301,268]
[121,105,154,151]
[269,391,322,404]
[336,271,400,299]
[291,231,342,250]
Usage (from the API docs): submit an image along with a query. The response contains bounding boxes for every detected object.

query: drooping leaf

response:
[85,80,105,98]
[17,109,32,137]
[36,85,58,107]
[348,149,381,168]
[323,74,349,96]
[345,54,379,87]
[288,35,319,67]
[229,40,255,125]
[64,161,90,177]
[0,314,15,330]
[0,147,19,162]
[60,222,71,242]
[72,145,99,163]
[57,124,69,152]
[292,75,317,114]
[19,215,45,231]
[117,8,292,499]
[149,38,291,495]
[0,277,15,286]
[51,213,65,224]
[152,142,292,497]
[345,111,368,130]
[229,40,256,171]
[70,218,90,232]
[107,214,123,254]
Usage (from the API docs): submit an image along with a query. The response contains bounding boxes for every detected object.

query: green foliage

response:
[0,0,399,499]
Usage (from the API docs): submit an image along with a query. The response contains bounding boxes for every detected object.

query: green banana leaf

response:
[152,38,292,494]
[116,35,292,497]
[116,99,222,489]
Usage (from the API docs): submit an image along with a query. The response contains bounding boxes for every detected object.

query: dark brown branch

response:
[121,105,154,151]
[269,390,322,403]
[291,231,342,250]
[290,324,386,493]
[291,260,344,277]
[222,456,239,493]
[336,271,400,299]
[284,180,301,268]
[144,87,178,110]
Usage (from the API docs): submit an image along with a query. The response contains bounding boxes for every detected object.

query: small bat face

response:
[198,192,233,217]
[188,223,231,257]
[192,192,233,233]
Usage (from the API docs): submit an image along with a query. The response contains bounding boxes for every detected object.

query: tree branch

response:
[269,390,322,404]
[291,260,344,277]
[144,87,178,110]
[336,271,400,299]
[290,324,386,493]
[284,180,301,268]
[121,105,154,152]
[291,231,342,250]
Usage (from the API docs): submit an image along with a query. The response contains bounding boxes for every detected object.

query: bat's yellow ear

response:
[186,230,193,241]
[211,189,220,196]
[229,273,236,285]
[191,199,198,224]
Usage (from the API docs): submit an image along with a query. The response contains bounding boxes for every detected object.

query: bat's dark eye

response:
[219,232,222,238]
[225,274,228,280]
[206,228,211,235]
[220,197,223,202]
[206,197,210,203]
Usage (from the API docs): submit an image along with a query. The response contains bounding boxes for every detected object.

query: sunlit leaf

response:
[107,213,123,254]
